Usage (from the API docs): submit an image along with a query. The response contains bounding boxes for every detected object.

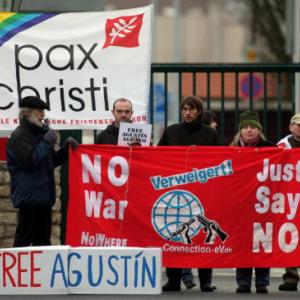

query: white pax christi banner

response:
[0,6,152,130]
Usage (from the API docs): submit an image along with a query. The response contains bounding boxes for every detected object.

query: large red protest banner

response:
[66,145,300,268]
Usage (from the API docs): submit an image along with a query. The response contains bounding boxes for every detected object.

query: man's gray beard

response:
[28,114,42,127]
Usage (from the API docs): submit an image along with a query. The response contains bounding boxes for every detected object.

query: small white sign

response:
[118,123,152,146]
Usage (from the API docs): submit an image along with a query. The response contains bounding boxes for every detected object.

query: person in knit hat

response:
[230,111,272,147]
[230,111,273,294]
[239,111,262,130]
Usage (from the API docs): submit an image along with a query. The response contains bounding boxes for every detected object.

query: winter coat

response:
[95,124,119,145]
[158,118,220,146]
[6,119,68,208]
[277,134,300,149]
[237,138,274,147]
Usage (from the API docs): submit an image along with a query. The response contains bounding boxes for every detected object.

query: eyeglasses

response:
[182,107,197,112]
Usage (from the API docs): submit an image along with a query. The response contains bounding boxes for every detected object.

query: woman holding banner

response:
[230,111,273,294]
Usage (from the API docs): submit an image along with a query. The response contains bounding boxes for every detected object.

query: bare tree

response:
[246,0,292,62]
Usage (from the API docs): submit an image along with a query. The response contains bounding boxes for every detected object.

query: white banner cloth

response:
[0,6,152,129]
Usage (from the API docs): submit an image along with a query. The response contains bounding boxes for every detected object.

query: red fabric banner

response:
[66,145,300,268]
[0,137,8,161]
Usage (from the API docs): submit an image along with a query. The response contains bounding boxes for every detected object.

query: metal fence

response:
[149,63,300,145]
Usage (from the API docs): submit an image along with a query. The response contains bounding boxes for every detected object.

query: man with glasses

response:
[95,98,133,144]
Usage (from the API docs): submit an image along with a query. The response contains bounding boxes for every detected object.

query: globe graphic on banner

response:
[152,190,204,242]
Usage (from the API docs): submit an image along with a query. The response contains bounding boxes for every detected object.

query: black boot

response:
[236,285,251,293]
[163,268,181,292]
[198,268,216,292]
[278,282,297,291]
[163,281,181,292]
[201,283,217,292]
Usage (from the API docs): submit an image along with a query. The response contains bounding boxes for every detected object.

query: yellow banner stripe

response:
[0,12,15,23]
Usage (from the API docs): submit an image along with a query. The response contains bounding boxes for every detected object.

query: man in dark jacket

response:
[95,98,133,144]
[158,95,220,292]
[6,96,77,247]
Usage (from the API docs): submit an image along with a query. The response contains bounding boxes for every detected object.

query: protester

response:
[95,98,133,144]
[230,110,273,294]
[6,96,78,247]
[180,110,219,289]
[158,95,220,292]
[277,113,300,149]
[277,113,300,291]
[202,110,218,129]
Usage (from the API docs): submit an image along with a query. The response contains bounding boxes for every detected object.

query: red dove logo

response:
[102,14,144,49]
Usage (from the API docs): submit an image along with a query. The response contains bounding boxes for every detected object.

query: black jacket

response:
[158,118,220,146]
[238,139,274,147]
[95,124,119,145]
[6,119,68,208]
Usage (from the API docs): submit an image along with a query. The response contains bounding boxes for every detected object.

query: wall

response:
[0,161,62,247]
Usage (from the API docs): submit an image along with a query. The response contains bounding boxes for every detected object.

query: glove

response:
[66,137,79,149]
[43,129,57,145]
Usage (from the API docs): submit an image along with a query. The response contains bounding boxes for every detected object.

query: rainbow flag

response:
[0,12,57,46]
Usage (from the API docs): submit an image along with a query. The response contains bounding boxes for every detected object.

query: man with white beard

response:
[6,96,78,247]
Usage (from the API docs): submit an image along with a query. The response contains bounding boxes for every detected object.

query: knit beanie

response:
[239,111,262,130]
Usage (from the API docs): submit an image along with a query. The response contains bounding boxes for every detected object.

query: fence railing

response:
[150,63,300,145]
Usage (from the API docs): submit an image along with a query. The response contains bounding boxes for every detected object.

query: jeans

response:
[236,268,270,287]
[182,268,194,284]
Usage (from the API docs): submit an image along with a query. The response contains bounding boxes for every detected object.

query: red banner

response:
[66,145,300,268]
[0,137,8,161]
